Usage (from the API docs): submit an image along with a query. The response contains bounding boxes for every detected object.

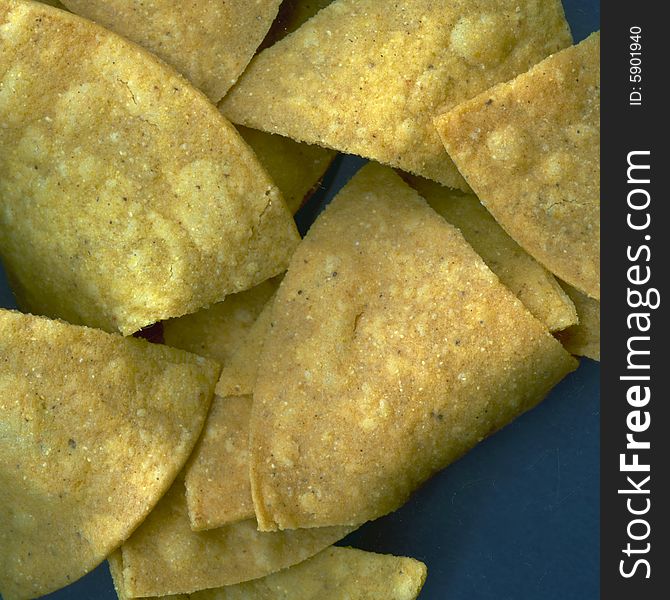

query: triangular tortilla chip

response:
[111,479,353,597]
[435,33,600,299]
[220,0,571,190]
[556,282,600,361]
[0,310,219,600]
[0,1,299,336]
[184,395,255,530]
[238,126,337,214]
[163,279,280,365]
[110,546,426,600]
[61,0,282,102]
[216,297,275,398]
[406,176,577,332]
[250,163,577,530]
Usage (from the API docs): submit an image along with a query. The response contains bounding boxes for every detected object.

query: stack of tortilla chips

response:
[0,0,599,598]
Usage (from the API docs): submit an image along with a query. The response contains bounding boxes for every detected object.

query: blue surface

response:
[1,1,600,598]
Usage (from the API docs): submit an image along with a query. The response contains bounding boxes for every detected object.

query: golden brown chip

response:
[407,176,577,332]
[185,395,255,530]
[0,310,219,600]
[220,0,571,190]
[556,282,600,361]
[61,0,282,102]
[250,163,577,530]
[109,546,425,600]
[0,1,299,336]
[435,32,600,299]
[238,126,337,214]
[163,279,280,365]
[112,479,353,597]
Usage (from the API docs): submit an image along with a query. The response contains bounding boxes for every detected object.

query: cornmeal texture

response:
[556,282,600,361]
[61,0,282,102]
[436,32,600,299]
[164,279,279,365]
[221,0,572,190]
[185,396,255,530]
[408,176,577,332]
[0,1,299,335]
[250,164,577,530]
[216,298,275,398]
[109,546,425,600]
[113,481,353,597]
[0,310,218,600]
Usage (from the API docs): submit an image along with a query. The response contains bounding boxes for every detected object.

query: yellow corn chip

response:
[261,0,333,49]
[61,0,282,102]
[111,480,353,597]
[238,126,336,214]
[185,395,255,530]
[407,176,577,332]
[163,279,280,365]
[556,282,600,361]
[0,1,299,336]
[435,33,600,299]
[111,546,426,600]
[250,163,577,530]
[216,297,275,398]
[220,0,571,190]
[0,310,218,600]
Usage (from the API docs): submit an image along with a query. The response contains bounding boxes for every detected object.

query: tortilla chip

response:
[185,395,255,530]
[238,126,337,214]
[109,546,425,600]
[261,0,333,50]
[250,163,577,530]
[163,279,280,365]
[61,0,282,102]
[216,297,275,398]
[556,283,600,361]
[0,309,218,600]
[0,1,299,336]
[407,176,577,332]
[435,32,600,299]
[111,480,353,598]
[220,0,571,190]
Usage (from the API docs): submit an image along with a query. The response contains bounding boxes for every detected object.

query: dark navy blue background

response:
[0,1,600,598]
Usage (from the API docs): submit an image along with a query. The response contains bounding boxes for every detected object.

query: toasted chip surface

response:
[109,546,425,600]
[435,32,600,299]
[185,395,255,530]
[250,163,577,530]
[221,0,571,189]
[216,297,275,398]
[238,126,336,214]
[0,310,218,600]
[0,0,299,335]
[114,480,353,597]
[408,176,577,332]
[164,279,279,365]
[61,0,282,102]
[556,282,600,361]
